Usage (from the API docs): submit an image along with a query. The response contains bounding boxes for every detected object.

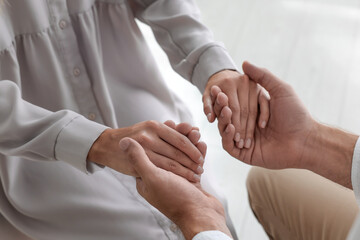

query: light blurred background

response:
[138,0,360,239]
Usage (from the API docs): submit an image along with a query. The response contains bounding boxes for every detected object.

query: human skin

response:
[203,70,270,149]
[119,137,232,240]
[87,120,206,183]
[112,62,359,240]
[214,61,359,189]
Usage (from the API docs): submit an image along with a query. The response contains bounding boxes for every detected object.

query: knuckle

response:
[230,104,240,113]
[222,77,232,85]
[249,110,258,119]
[263,68,271,74]
[168,161,178,171]
[146,120,160,130]
[240,75,250,84]
[240,107,249,117]
[173,148,183,159]
[186,171,194,180]
[137,133,151,145]
[178,137,188,149]
[190,162,199,171]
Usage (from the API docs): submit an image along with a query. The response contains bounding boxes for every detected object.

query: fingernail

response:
[197,165,204,174]
[225,124,231,133]
[235,133,241,142]
[238,139,244,149]
[245,139,251,148]
[207,113,212,121]
[220,112,224,118]
[198,156,204,164]
[216,98,220,105]
[261,121,266,128]
[194,174,201,182]
[119,139,130,150]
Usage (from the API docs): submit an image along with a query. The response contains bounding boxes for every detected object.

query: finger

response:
[159,125,204,164]
[242,61,283,94]
[213,92,228,117]
[196,141,207,160]
[192,126,200,131]
[119,137,157,179]
[237,75,250,149]
[244,82,258,149]
[175,122,193,136]
[175,123,201,144]
[258,89,270,128]
[221,124,241,158]
[164,120,176,129]
[188,130,201,145]
[147,151,202,183]
[196,141,207,168]
[217,106,232,134]
[203,88,216,123]
[165,121,201,146]
[227,88,241,144]
[210,85,222,104]
[152,138,203,175]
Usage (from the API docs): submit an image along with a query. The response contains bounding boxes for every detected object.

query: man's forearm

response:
[303,122,359,188]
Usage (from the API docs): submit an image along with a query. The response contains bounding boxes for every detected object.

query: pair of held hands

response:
[88,61,316,239]
[89,61,313,180]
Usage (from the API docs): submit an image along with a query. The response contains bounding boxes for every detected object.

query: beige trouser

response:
[246,167,359,240]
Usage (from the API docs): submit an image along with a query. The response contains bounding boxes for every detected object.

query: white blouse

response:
[0,0,236,239]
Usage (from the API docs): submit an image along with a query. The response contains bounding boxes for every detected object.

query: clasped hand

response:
[88,120,206,182]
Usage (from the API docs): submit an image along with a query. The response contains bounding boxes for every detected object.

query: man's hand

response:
[203,70,270,149]
[215,62,316,169]
[119,137,232,240]
[87,120,205,182]
[215,61,359,188]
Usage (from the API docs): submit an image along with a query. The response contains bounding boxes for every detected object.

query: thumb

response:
[242,61,283,94]
[119,137,157,179]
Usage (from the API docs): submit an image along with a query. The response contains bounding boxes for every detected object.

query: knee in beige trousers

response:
[246,167,359,240]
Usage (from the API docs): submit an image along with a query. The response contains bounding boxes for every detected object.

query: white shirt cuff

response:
[193,231,232,240]
[54,116,109,174]
[351,136,360,206]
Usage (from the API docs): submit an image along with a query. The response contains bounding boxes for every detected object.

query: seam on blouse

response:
[68,1,127,18]
[0,25,58,56]
[53,115,82,161]
[190,44,226,83]
[0,1,126,54]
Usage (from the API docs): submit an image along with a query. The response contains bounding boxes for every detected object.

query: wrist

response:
[302,122,358,188]
[177,207,232,240]
[87,128,114,166]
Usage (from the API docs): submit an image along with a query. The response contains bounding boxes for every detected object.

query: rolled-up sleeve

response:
[132,0,238,93]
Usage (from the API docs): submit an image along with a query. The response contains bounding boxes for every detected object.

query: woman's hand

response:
[87,120,205,182]
[203,70,270,149]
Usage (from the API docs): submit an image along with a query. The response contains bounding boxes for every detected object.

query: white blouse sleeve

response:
[351,137,360,206]
[0,80,108,173]
[131,0,238,93]
[193,231,233,240]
